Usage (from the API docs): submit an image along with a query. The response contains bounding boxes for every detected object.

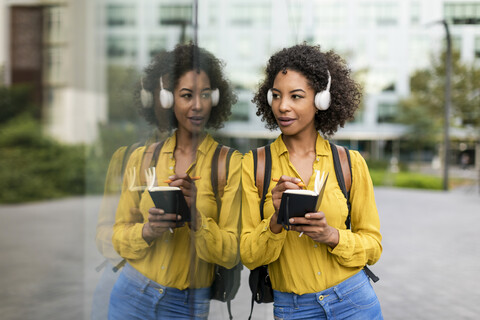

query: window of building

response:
[230,3,270,27]
[314,1,347,28]
[148,37,167,58]
[410,1,420,25]
[44,46,66,85]
[230,99,250,122]
[44,5,66,43]
[376,2,398,26]
[377,102,398,123]
[444,2,480,25]
[107,36,137,59]
[107,4,136,26]
[358,2,398,27]
[159,4,192,25]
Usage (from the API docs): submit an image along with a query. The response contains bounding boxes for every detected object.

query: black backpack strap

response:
[249,145,273,319]
[253,145,271,220]
[330,142,352,229]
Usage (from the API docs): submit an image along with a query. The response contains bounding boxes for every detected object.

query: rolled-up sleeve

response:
[240,151,287,270]
[328,151,382,267]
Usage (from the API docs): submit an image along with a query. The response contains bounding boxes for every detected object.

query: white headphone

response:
[158,76,220,109]
[267,70,331,111]
[140,77,153,108]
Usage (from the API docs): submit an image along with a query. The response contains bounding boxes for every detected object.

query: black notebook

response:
[148,186,191,222]
[277,171,329,227]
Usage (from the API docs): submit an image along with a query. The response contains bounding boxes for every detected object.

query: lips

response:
[277,117,295,127]
[188,116,204,126]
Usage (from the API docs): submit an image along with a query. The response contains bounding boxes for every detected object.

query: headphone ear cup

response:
[315,91,331,111]
[140,88,153,108]
[267,89,273,106]
[160,89,174,109]
[211,88,220,107]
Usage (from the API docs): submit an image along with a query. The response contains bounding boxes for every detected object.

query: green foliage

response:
[0,85,37,124]
[397,49,480,150]
[0,115,87,203]
[107,65,141,122]
[369,169,442,190]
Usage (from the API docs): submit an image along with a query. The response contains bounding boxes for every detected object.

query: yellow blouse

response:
[113,132,242,289]
[240,134,382,295]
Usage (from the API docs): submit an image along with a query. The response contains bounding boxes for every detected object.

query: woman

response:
[240,44,383,319]
[109,44,241,320]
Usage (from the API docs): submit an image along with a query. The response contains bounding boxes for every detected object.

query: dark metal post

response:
[442,20,452,191]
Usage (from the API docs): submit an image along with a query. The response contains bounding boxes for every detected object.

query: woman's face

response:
[156,70,214,135]
[270,69,317,137]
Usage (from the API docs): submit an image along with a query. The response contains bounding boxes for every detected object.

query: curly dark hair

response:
[136,43,237,131]
[252,44,361,136]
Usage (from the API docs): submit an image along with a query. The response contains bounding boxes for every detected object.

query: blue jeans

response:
[273,270,383,320]
[108,263,210,320]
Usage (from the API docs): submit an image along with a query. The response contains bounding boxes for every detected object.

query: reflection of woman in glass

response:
[109,44,241,320]
[241,44,383,319]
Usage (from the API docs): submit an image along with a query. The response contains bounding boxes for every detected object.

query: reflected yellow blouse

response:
[240,134,382,295]
[113,132,242,289]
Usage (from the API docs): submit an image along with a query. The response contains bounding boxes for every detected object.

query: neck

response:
[282,129,318,156]
[175,129,206,153]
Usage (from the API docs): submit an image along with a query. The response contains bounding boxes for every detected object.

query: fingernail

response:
[289,218,294,223]
[168,175,175,179]
[305,214,310,218]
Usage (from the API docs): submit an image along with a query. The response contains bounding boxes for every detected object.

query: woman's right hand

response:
[269,175,302,234]
[142,207,182,243]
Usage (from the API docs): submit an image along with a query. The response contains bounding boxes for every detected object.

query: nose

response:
[278,97,290,113]
[191,94,203,112]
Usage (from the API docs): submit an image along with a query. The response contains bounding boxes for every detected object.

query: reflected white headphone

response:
[267,70,331,111]
[158,76,220,109]
[140,77,153,108]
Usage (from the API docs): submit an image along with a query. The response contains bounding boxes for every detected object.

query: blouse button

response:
[316,157,320,161]
[317,271,321,275]
[314,244,318,248]
[169,166,173,170]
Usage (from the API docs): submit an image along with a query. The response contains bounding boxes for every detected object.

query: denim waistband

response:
[273,270,369,306]
[122,262,210,300]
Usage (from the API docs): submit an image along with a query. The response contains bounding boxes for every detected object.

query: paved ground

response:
[1,186,479,320]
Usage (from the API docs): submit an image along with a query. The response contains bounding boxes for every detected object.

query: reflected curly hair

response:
[136,43,236,132]
[252,44,361,136]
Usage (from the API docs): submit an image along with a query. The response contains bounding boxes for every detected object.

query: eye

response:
[292,94,304,100]
[272,93,280,99]
[201,92,211,99]
[180,93,192,99]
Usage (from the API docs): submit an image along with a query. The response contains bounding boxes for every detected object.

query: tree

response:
[107,65,141,122]
[397,49,480,152]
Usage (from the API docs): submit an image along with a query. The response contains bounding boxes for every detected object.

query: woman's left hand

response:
[288,212,339,249]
